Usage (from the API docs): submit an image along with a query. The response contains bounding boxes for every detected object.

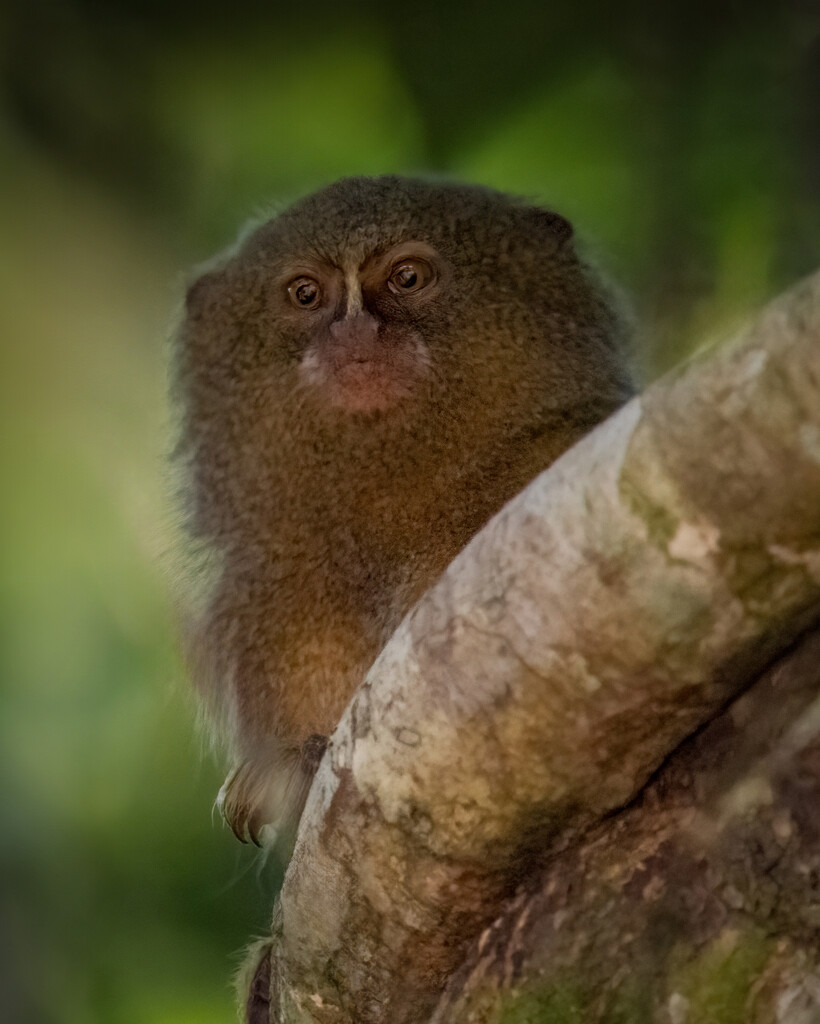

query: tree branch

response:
[266,271,820,1023]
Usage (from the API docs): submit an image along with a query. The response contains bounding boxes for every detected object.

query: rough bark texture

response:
[260,271,820,1023]
[430,627,820,1023]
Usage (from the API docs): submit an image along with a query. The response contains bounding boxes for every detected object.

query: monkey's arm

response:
[192,567,389,846]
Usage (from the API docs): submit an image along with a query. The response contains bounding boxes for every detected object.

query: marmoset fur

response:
[172,175,634,845]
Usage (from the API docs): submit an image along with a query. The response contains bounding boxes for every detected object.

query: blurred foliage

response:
[1,1,819,1022]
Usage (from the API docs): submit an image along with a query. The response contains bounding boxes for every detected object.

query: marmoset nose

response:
[329,309,379,345]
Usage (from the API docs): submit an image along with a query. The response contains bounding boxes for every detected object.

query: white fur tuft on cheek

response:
[297,348,329,390]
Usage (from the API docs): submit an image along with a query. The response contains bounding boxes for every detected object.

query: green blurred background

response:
[2,1,819,1021]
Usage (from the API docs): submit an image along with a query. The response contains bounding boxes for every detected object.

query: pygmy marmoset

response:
[173,175,634,846]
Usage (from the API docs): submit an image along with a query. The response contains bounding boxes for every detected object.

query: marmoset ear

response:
[522,206,575,249]
[185,269,223,317]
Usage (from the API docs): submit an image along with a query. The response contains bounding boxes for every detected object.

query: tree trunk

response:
[252,270,820,1023]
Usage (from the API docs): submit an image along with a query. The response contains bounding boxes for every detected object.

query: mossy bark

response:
[431,629,820,1023]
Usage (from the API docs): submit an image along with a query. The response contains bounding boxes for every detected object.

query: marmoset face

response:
[279,239,449,414]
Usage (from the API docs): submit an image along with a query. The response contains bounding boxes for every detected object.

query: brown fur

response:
[172,175,634,845]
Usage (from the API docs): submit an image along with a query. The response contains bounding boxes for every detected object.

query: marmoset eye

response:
[288,277,322,309]
[388,260,432,295]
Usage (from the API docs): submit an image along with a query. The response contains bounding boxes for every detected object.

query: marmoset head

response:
[179,176,630,449]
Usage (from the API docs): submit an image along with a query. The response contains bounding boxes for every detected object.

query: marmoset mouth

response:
[298,333,429,415]
[330,359,414,413]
